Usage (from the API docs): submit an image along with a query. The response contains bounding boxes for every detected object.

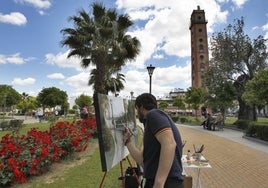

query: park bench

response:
[212,120,224,131]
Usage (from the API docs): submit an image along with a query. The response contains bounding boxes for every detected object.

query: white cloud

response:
[119,62,191,98]
[45,51,94,71]
[0,12,27,25]
[65,72,94,97]
[0,53,31,64]
[12,77,36,86]
[15,0,51,9]
[262,23,268,42]
[47,73,65,79]
[231,0,248,8]
[119,0,229,70]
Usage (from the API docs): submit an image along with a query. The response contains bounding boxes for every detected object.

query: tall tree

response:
[36,87,68,113]
[0,85,21,110]
[158,101,169,110]
[205,76,237,115]
[17,95,37,115]
[243,69,268,107]
[88,67,125,96]
[75,94,93,111]
[207,17,268,121]
[173,96,185,112]
[61,2,140,95]
[185,87,207,118]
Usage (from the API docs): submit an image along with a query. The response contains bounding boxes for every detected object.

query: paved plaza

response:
[179,124,268,188]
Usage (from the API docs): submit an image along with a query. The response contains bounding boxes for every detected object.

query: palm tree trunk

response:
[95,52,107,95]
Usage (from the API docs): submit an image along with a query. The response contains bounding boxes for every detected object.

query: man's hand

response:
[123,127,133,145]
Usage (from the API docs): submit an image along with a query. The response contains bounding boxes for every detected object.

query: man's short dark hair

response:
[135,93,157,110]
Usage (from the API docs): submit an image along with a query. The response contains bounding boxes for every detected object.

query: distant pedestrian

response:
[37,109,44,123]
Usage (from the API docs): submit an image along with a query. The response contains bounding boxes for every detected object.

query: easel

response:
[99,156,142,188]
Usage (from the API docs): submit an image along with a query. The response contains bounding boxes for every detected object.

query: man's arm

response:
[153,128,176,188]
[124,127,143,166]
[125,141,143,166]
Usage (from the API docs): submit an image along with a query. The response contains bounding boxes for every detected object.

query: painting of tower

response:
[189,6,209,88]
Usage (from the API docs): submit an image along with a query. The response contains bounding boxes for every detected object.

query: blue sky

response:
[0,0,267,106]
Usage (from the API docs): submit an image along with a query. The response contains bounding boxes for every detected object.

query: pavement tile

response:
[179,125,268,188]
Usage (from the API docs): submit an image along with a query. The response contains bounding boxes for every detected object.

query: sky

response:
[0,0,267,106]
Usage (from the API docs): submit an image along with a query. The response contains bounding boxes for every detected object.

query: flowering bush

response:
[0,116,96,186]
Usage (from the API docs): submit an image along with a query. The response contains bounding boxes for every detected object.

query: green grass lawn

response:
[12,139,133,188]
[0,122,51,138]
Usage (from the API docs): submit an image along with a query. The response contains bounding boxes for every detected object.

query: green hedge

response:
[180,117,188,123]
[171,116,179,123]
[233,119,254,130]
[0,119,24,131]
[246,125,268,141]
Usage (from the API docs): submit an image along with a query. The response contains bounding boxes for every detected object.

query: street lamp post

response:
[3,94,7,121]
[130,91,134,101]
[147,64,155,94]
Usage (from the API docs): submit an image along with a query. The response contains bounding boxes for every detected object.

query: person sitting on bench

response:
[203,113,214,130]
[212,112,224,131]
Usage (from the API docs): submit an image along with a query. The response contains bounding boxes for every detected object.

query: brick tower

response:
[189,6,209,88]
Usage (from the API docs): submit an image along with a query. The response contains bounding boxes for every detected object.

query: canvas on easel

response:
[94,93,138,171]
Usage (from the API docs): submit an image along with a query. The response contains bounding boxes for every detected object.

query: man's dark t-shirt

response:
[142,109,183,181]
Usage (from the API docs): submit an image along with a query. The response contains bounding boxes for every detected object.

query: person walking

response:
[124,93,184,188]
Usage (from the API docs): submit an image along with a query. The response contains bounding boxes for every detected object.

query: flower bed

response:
[0,116,96,186]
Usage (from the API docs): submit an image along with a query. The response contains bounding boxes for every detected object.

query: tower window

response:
[199,44,204,51]
[198,28,202,32]
[199,38,203,42]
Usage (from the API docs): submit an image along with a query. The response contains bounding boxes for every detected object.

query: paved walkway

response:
[178,124,268,188]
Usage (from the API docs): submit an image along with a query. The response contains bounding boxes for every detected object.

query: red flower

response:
[31,159,38,167]
[14,167,27,183]
[40,147,49,158]
[0,116,96,186]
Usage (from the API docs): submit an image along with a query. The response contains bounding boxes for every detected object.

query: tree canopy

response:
[173,96,185,111]
[36,87,68,109]
[61,2,140,95]
[206,17,268,120]
[75,94,93,110]
[0,85,21,109]
[185,87,207,117]
[243,69,268,107]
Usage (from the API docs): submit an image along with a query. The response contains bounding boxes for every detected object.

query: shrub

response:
[180,117,187,123]
[0,116,96,186]
[9,119,23,128]
[171,116,179,123]
[0,121,10,131]
[233,119,252,130]
[262,126,268,141]
[246,125,258,137]
[245,124,268,141]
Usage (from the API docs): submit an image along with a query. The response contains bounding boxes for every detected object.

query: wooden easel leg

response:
[99,171,107,188]
[120,161,125,188]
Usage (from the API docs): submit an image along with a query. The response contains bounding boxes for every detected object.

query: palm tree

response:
[61,2,140,95]
[89,67,125,96]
